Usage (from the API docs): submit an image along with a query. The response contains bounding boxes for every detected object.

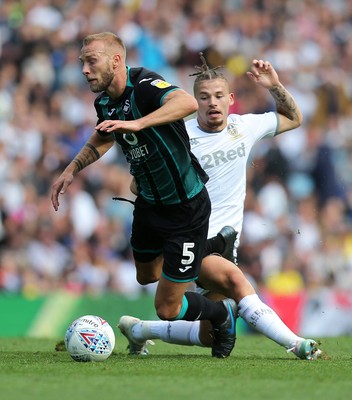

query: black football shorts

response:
[131,187,211,282]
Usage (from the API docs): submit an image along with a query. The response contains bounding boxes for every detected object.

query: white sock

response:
[132,320,203,346]
[238,294,303,349]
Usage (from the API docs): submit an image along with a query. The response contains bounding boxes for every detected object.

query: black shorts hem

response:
[161,271,198,283]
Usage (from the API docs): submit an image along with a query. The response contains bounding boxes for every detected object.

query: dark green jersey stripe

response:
[94,66,207,205]
[130,92,190,202]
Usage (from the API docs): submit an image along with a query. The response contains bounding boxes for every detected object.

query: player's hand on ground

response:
[246,59,280,89]
[51,172,74,211]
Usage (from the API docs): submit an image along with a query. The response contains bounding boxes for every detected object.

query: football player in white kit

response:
[118,56,322,360]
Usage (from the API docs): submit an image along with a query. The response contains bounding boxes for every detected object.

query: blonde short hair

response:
[83,32,126,61]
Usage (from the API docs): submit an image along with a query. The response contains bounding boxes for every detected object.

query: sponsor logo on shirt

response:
[123,133,150,160]
[200,142,246,170]
[128,144,149,160]
[123,133,138,145]
[151,79,172,89]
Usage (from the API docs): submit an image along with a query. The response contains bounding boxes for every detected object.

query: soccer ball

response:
[65,315,115,362]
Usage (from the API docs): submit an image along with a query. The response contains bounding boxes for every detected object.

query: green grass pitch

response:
[0,334,351,400]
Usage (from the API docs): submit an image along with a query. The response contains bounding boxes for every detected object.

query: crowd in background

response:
[1,0,352,300]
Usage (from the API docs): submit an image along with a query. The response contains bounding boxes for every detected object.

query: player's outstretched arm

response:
[96,89,198,135]
[246,59,303,134]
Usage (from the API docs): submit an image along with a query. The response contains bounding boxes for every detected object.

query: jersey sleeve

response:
[94,97,103,123]
[235,112,278,141]
[94,96,113,137]
[134,72,180,112]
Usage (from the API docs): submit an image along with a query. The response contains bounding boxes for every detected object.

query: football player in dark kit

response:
[50,32,237,358]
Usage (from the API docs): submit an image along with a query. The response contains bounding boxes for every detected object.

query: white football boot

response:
[287,339,322,360]
[118,316,154,355]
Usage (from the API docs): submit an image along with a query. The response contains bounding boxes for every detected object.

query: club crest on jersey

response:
[227,123,242,139]
[151,79,171,89]
[123,100,130,113]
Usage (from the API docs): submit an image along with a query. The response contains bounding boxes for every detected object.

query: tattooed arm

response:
[246,59,303,135]
[269,83,303,135]
[51,131,115,211]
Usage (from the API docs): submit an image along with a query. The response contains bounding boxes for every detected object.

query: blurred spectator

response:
[0,0,351,300]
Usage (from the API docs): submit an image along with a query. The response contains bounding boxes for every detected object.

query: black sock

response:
[204,233,225,256]
[182,292,227,325]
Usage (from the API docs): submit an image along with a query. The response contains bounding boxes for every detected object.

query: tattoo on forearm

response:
[269,85,299,121]
[73,143,100,172]
[73,158,84,171]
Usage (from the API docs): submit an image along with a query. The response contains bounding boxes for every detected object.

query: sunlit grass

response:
[0,335,351,400]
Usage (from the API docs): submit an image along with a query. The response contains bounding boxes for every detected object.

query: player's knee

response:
[155,304,179,321]
[136,272,159,285]
[135,260,162,285]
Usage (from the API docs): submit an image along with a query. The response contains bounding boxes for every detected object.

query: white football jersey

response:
[186,112,278,246]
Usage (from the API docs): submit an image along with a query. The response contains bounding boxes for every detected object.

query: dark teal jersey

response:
[94,67,208,205]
